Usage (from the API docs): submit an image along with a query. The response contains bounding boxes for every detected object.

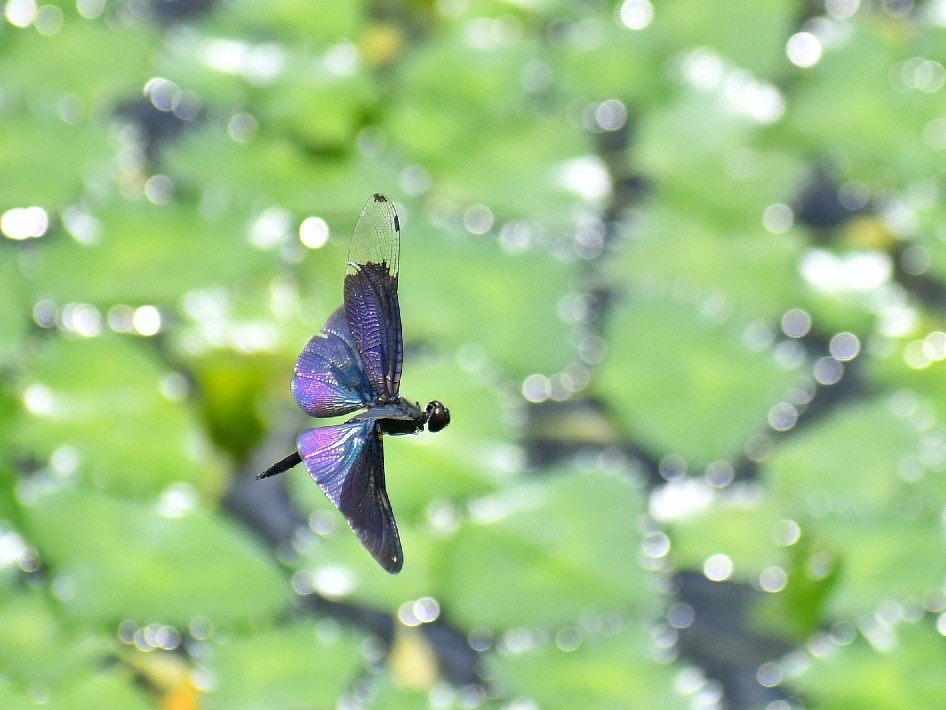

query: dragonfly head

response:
[425,401,450,433]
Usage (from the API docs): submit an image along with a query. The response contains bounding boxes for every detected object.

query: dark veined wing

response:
[291,306,374,417]
[297,420,403,573]
[344,194,403,402]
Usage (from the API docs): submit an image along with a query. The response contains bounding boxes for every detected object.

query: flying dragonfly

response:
[258,193,450,573]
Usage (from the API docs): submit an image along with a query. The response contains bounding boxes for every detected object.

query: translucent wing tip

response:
[365,192,400,234]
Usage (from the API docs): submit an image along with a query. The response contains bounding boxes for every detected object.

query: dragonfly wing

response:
[292,306,374,417]
[297,420,402,573]
[344,193,403,401]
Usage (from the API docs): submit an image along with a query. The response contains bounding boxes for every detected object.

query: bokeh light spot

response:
[768,402,799,432]
[61,205,102,245]
[593,99,628,132]
[22,383,55,415]
[680,48,724,90]
[4,0,36,27]
[642,531,671,559]
[756,661,783,687]
[144,77,179,111]
[299,216,329,248]
[703,553,733,581]
[35,4,62,35]
[937,612,946,637]
[899,57,946,92]
[801,249,892,293]
[133,306,162,336]
[144,174,174,205]
[62,302,102,337]
[413,596,440,623]
[900,245,930,276]
[160,372,189,401]
[32,300,57,328]
[650,478,713,522]
[658,454,687,482]
[554,626,582,652]
[762,203,793,234]
[76,0,105,19]
[553,156,611,203]
[759,566,788,592]
[772,519,801,546]
[705,460,735,488]
[397,601,420,626]
[107,304,134,333]
[0,530,28,571]
[324,40,359,76]
[312,566,355,598]
[249,207,292,250]
[463,204,495,235]
[399,164,431,196]
[227,111,258,143]
[1,206,48,239]
[826,0,860,19]
[786,32,822,68]
[922,331,946,361]
[50,445,79,477]
[667,603,695,629]
[903,340,931,369]
[522,373,551,403]
[618,0,653,30]
[829,332,860,361]
[781,308,812,338]
[813,356,844,385]
[156,483,198,518]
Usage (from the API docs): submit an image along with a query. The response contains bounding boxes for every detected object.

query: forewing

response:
[292,306,374,417]
[344,194,403,402]
[347,193,400,282]
[297,420,403,573]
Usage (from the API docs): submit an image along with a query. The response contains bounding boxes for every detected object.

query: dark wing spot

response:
[372,193,388,202]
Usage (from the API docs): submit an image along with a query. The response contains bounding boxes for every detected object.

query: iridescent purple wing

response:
[344,194,403,403]
[292,306,374,417]
[297,420,402,572]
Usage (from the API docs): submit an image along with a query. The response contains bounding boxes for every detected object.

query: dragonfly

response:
[258,193,450,573]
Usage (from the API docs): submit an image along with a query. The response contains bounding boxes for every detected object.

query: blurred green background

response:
[2,0,946,708]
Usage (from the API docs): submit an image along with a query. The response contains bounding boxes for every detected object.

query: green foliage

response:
[2,1,946,708]
[22,487,288,624]
[14,335,215,497]
[431,471,652,630]
[599,295,797,461]
[794,622,946,710]
[202,621,364,710]
[491,623,688,710]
